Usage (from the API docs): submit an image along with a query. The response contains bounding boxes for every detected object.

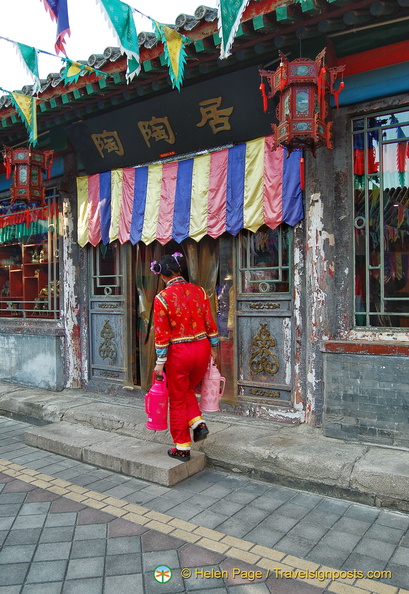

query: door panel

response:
[236,226,293,407]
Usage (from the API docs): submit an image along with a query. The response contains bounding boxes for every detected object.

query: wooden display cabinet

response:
[0,244,23,316]
[0,242,59,318]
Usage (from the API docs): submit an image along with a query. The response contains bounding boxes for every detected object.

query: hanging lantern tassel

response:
[317,66,326,111]
[259,81,268,112]
[333,80,345,109]
[3,150,12,179]
[279,62,287,91]
[300,156,305,191]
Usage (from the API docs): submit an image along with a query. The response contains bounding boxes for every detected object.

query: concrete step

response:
[24,422,206,487]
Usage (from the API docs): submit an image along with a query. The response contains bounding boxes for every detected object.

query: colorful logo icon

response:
[154,565,172,583]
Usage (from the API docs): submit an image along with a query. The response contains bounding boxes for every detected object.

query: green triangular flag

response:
[14,42,41,93]
[218,0,250,59]
[96,0,140,82]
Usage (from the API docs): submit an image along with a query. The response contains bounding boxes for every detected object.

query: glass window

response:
[0,188,60,319]
[238,225,291,294]
[91,242,123,296]
[353,108,409,327]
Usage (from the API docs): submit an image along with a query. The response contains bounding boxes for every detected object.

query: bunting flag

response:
[61,59,108,85]
[153,22,188,91]
[13,43,41,93]
[9,92,38,146]
[76,136,304,248]
[40,0,71,55]
[96,0,140,82]
[218,0,250,60]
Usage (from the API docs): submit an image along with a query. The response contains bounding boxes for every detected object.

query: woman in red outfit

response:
[151,252,219,461]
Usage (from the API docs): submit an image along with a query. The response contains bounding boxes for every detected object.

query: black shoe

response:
[167,448,190,461]
[193,422,209,442]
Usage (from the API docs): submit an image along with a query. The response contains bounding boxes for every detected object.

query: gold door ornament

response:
[250,323,279,376]
[98,319,118,361]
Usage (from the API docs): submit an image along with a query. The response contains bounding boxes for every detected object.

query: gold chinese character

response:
[196,97,234,134]
[91,131,124,159]
[138,117,176,148]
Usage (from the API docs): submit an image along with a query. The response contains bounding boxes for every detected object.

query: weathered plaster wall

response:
[0,332,64,390]
[302,148,337,426]
[61,153,82,388]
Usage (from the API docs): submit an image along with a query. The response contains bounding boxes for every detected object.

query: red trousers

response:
[166,339,211,447]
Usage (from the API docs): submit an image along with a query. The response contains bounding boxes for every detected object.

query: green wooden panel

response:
[252,15,266,30]
[194,39,205,52]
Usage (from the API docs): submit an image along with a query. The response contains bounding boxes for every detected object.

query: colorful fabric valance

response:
[0,204,57,245]
[76,136,304,247]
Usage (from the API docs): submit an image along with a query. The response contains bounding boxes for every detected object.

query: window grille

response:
[91,241,123,296]
[238,225,291,294]
[353,108,409,327]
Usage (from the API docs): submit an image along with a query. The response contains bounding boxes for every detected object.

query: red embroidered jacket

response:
[154,277,219,359]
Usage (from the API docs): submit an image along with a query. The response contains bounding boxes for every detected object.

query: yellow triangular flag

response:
[11,92,38,145]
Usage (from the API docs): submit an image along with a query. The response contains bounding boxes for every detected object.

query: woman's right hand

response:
[154,362,165,377]
[210,346,219,365]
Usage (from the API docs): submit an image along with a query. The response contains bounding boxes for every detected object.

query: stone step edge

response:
[24,421,206,487]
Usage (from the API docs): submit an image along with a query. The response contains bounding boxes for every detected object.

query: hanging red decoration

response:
[259,82,268,113]
[259,49,345,157]
[2,147,54,206]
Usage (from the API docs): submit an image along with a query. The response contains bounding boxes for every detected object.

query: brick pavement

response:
[0,416,409,593]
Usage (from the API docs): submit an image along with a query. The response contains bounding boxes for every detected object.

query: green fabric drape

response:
[0,220,51,244]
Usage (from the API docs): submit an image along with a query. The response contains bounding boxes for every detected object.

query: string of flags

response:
[0,0,255,146]
[3,0,252,92]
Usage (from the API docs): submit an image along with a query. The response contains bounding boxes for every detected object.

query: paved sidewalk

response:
[1,381,409,512]
[1,416,409,593]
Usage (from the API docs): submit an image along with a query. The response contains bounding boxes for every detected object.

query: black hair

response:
[151,253,183,278]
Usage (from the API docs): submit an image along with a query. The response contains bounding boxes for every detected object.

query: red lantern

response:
[260,49,345,157]
[2,147,53,206]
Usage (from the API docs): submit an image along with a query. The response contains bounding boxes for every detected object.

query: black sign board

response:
[66,65,276,174]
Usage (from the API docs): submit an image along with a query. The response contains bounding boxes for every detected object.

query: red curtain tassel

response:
[300,157,305,191]
[259,82,268,112]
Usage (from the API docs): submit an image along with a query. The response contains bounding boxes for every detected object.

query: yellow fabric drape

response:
[77,176,89,247]
[244,137,265,232]
[189,154,211,242]
[109,169,123,242]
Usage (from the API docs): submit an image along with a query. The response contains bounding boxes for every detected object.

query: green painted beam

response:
[298,0,320,13]
[276,6,297,23]
[61,94,70,104]
[85,83,98,95]
[253,15,266,30]
[98,77,108,89]
[194,39,205,52]
[49,98,57,109]
[39,101,48,112]
[112,72,122,83]
[73,89,82,99]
